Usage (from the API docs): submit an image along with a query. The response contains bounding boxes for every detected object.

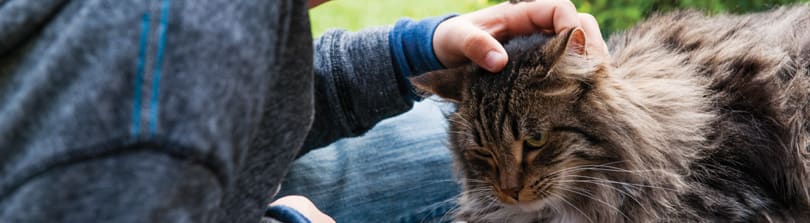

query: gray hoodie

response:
[0,0,418,222]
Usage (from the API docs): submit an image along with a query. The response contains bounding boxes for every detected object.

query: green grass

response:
[563,0,810,35]
[310,0,809,37]
[309,0,494,37]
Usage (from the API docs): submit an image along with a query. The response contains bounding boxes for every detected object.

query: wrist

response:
[388,14,457,101]
[389,14,457,77]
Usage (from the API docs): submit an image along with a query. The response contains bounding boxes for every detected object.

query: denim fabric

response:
[278,99,460,223]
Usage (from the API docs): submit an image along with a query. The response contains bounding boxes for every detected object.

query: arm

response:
[300,0,608,153]
[300,16,451,152]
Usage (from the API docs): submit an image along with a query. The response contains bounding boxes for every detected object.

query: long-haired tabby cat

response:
[411,4,810,223]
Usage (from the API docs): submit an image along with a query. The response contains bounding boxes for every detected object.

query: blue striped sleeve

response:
[264,205,312,223]
[389,14,457,101]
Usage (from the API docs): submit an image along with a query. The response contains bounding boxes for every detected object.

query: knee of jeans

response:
[0,149,224,223]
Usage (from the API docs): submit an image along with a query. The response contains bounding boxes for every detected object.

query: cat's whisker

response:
[553,177,673,215]
[460,179,492,187]
[465,193,500,221]
[543,164,599,177]
[558,176,679,192]
[418,179,467,186]
[541,161,627,176]
[441,205,465,223]
[456,189,493,220]
[541,160,628,177]
[547,191,595,223]
[552,179,653,215]
[426,196,468,223]
[573,163,674,174]
[554,186,632,221]
[535,190,555,219]
[559,166,676,176]
[448,114,474,129]
[447,119,471,129]
[459,190,494,199]
[420,179,461,184]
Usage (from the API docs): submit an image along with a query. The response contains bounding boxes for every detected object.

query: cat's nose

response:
[502,187,521,201]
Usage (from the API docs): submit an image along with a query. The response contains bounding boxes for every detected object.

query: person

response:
[0,0,606,222]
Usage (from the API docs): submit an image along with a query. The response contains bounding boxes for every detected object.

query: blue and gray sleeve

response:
[300,15,454,152]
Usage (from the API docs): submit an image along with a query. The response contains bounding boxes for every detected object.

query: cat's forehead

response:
[459,33,585,123]
[484,34,556,74]
[465,34,559,98]
[504,34,552,53]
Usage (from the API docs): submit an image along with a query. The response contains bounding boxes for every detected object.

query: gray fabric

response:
[0,148,224,223]
[301,27,414,152]
[0,0,412,222]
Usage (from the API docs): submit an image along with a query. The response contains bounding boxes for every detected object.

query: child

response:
[0,0,604,222]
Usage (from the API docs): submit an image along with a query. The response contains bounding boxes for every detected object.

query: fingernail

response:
[484,51,505,72]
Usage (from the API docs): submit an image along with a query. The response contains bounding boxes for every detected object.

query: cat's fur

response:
[412,4,810,223]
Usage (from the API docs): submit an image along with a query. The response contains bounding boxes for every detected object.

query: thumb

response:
[460,28,508,73]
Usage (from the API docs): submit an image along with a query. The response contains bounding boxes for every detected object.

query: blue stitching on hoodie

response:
[131,12,150,139]
[149,0,170,137]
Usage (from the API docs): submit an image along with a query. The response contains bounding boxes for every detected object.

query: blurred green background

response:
[310,0,808,37]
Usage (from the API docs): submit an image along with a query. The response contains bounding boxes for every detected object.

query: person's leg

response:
[278,99,460,223]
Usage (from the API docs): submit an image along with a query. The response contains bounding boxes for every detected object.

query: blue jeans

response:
[278,99,460,222]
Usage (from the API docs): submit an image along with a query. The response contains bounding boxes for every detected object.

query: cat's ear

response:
[545,27,588,67]
[563,27,588,56]
[409,67,469,103]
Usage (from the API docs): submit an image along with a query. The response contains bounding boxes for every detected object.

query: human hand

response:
[269,195,335,223]
[432,0,608,72]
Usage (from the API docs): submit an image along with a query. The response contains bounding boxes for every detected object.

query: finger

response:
[460,25,509,72]
[578,13,609,58]
[545,0,581,34]
[314,212,336,223]
[495,0,581,37]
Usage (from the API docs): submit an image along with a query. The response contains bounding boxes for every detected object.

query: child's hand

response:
[433,0,608,72]
[269,195,335,223]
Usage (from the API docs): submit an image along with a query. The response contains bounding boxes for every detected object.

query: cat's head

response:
[412,28,706,218]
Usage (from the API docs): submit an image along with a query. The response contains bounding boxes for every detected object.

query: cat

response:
[411,4,810,223]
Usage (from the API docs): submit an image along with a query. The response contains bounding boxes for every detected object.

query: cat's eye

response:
[524,133,548,149]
